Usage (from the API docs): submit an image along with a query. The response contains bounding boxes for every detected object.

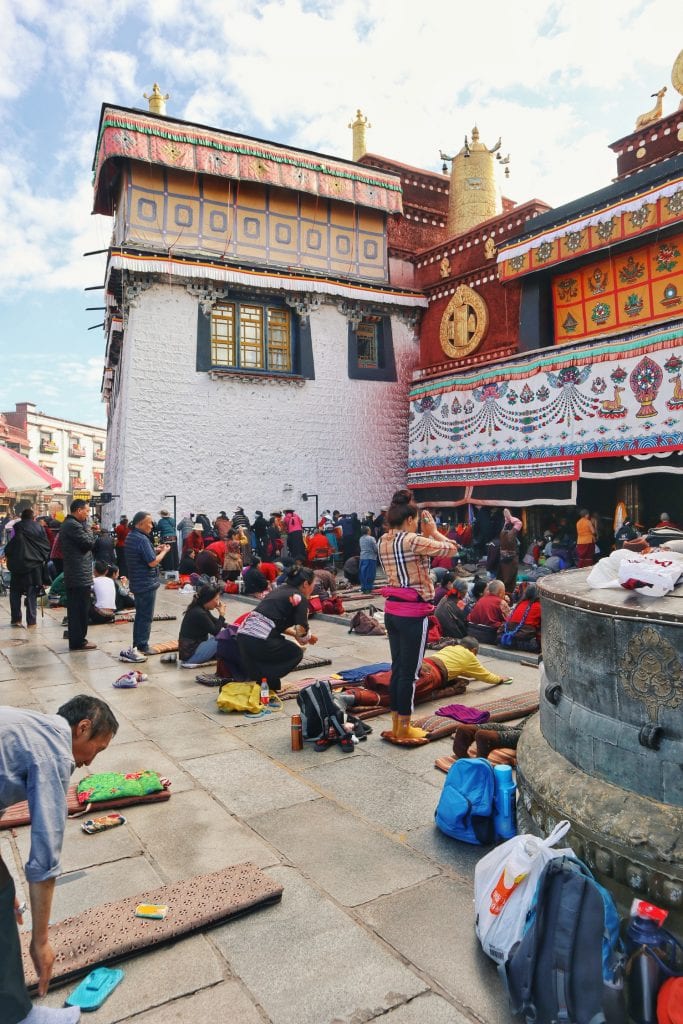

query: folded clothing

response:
[336,663,391,683]
[435,704,491,724]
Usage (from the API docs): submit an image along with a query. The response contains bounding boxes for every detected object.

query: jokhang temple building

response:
[95,56,683,526]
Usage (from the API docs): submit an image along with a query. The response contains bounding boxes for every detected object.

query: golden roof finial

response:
[143,83,170,116]
[348,109,371,161]
[440,125,506,235]
[671,48,683,110]
[634,86,667,130]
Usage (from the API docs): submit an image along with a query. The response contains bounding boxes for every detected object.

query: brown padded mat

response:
[21,862,283,990]
[411,689,539,742]
[0,784,170,830]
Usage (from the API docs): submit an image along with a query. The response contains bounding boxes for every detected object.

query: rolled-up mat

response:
[0,784,170,830]
[21,862,283,990]
[296,653,333,670]
[113,614,177,624]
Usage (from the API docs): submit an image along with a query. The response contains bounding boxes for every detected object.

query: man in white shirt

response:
[90,562,116,624]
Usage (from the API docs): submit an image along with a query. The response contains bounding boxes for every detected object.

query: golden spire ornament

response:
[144,83,170,115]
[348,110,371,161]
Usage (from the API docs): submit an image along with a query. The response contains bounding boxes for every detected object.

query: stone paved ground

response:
[0,589,541,1024]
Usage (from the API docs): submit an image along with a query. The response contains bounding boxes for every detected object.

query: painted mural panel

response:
[407,326,683,488]
[553,231,683,343]
[498,177,683,281]
[123,165,387,282]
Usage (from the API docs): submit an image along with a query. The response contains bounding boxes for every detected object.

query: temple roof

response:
[92,105,403,217]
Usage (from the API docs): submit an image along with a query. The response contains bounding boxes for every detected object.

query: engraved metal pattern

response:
[439,284,489,358]
[619,626,683,722]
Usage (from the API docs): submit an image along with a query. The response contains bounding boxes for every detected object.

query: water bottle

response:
[260,678,269,707]
[625,901,683,1024]
[493,764,517,842]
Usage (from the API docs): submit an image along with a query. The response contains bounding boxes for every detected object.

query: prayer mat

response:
[146,640,179,655]
[113,614,177,624]
[21,862,283,991]
[0,784,170,830]
[354,681,472,721]
[462,688,539,723]
[279,674,343,699]
[296,653,333,670]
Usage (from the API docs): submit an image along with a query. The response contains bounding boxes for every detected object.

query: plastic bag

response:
[617,552,683,598]
[474,820,572,964]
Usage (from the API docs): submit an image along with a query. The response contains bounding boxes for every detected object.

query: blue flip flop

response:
[65,967,124,1010]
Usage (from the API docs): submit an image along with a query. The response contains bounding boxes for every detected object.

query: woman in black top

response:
[243,557,269,596]
[178,584,226,667]
[236,566,318,689]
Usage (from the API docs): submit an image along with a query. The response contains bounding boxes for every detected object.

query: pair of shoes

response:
[339,734,355,753]
[70,642,97,651]
[314,736,333,751]
[119,647,147,663]
[113,670,147,688]
[160,652,177,664]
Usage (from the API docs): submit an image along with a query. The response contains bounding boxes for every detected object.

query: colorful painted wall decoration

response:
[553,230,683,343]
[496,177,683,281]
[406,324,683,488]
[118,165,388,282]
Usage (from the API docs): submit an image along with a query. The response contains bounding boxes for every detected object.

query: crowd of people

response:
[5,487,681,1020]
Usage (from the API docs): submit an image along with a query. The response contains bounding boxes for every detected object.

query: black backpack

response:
[501,855,625,1024]
[296,680,347,742]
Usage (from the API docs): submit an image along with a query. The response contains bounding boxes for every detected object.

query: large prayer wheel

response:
[517,568,683,935]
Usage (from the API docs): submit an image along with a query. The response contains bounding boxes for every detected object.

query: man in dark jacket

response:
[59,499,96,651]
[5,509,50,628]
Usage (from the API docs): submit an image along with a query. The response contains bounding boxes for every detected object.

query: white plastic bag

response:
[474,820,572,964]
[617,551,683,598]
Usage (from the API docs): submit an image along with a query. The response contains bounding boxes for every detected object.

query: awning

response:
[0,447,62,493]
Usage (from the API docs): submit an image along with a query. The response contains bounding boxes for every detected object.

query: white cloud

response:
[0,0,682,303]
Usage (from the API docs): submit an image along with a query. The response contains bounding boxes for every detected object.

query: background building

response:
[2,401,106,515]
[94,96,425,522]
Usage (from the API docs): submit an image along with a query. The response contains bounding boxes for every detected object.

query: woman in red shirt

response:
[497,584,542,652]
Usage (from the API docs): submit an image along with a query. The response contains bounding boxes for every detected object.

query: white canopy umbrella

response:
[0,446,62,493]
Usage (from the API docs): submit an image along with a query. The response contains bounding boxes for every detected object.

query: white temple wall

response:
[105,282,418,524]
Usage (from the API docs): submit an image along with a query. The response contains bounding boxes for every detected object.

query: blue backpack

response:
[434,758,495,845]
[501,855,625,1024]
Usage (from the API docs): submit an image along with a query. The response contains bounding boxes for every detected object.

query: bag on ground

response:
[217,681,265,714]
[474,820,572,963]
[296,679,347,742]
[348,609,386,636]
[502,854,624,1024]
[434,757,495,845]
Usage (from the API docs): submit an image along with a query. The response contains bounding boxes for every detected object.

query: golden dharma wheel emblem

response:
[440,285,489,357]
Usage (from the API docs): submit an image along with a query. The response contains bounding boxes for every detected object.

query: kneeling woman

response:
[179,584,226,667]
[236,565,318,690]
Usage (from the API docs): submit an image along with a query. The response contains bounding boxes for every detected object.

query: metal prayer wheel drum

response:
[517,569,683,936]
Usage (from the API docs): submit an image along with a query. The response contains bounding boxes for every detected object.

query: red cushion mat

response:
[21,862,283,990]
[0,784,170,830]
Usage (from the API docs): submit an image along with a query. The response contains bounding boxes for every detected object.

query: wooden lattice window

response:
[210,300,292,373]
[356,318,380,368]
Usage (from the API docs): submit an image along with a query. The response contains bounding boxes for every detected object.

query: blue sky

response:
[0,0,681,427]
